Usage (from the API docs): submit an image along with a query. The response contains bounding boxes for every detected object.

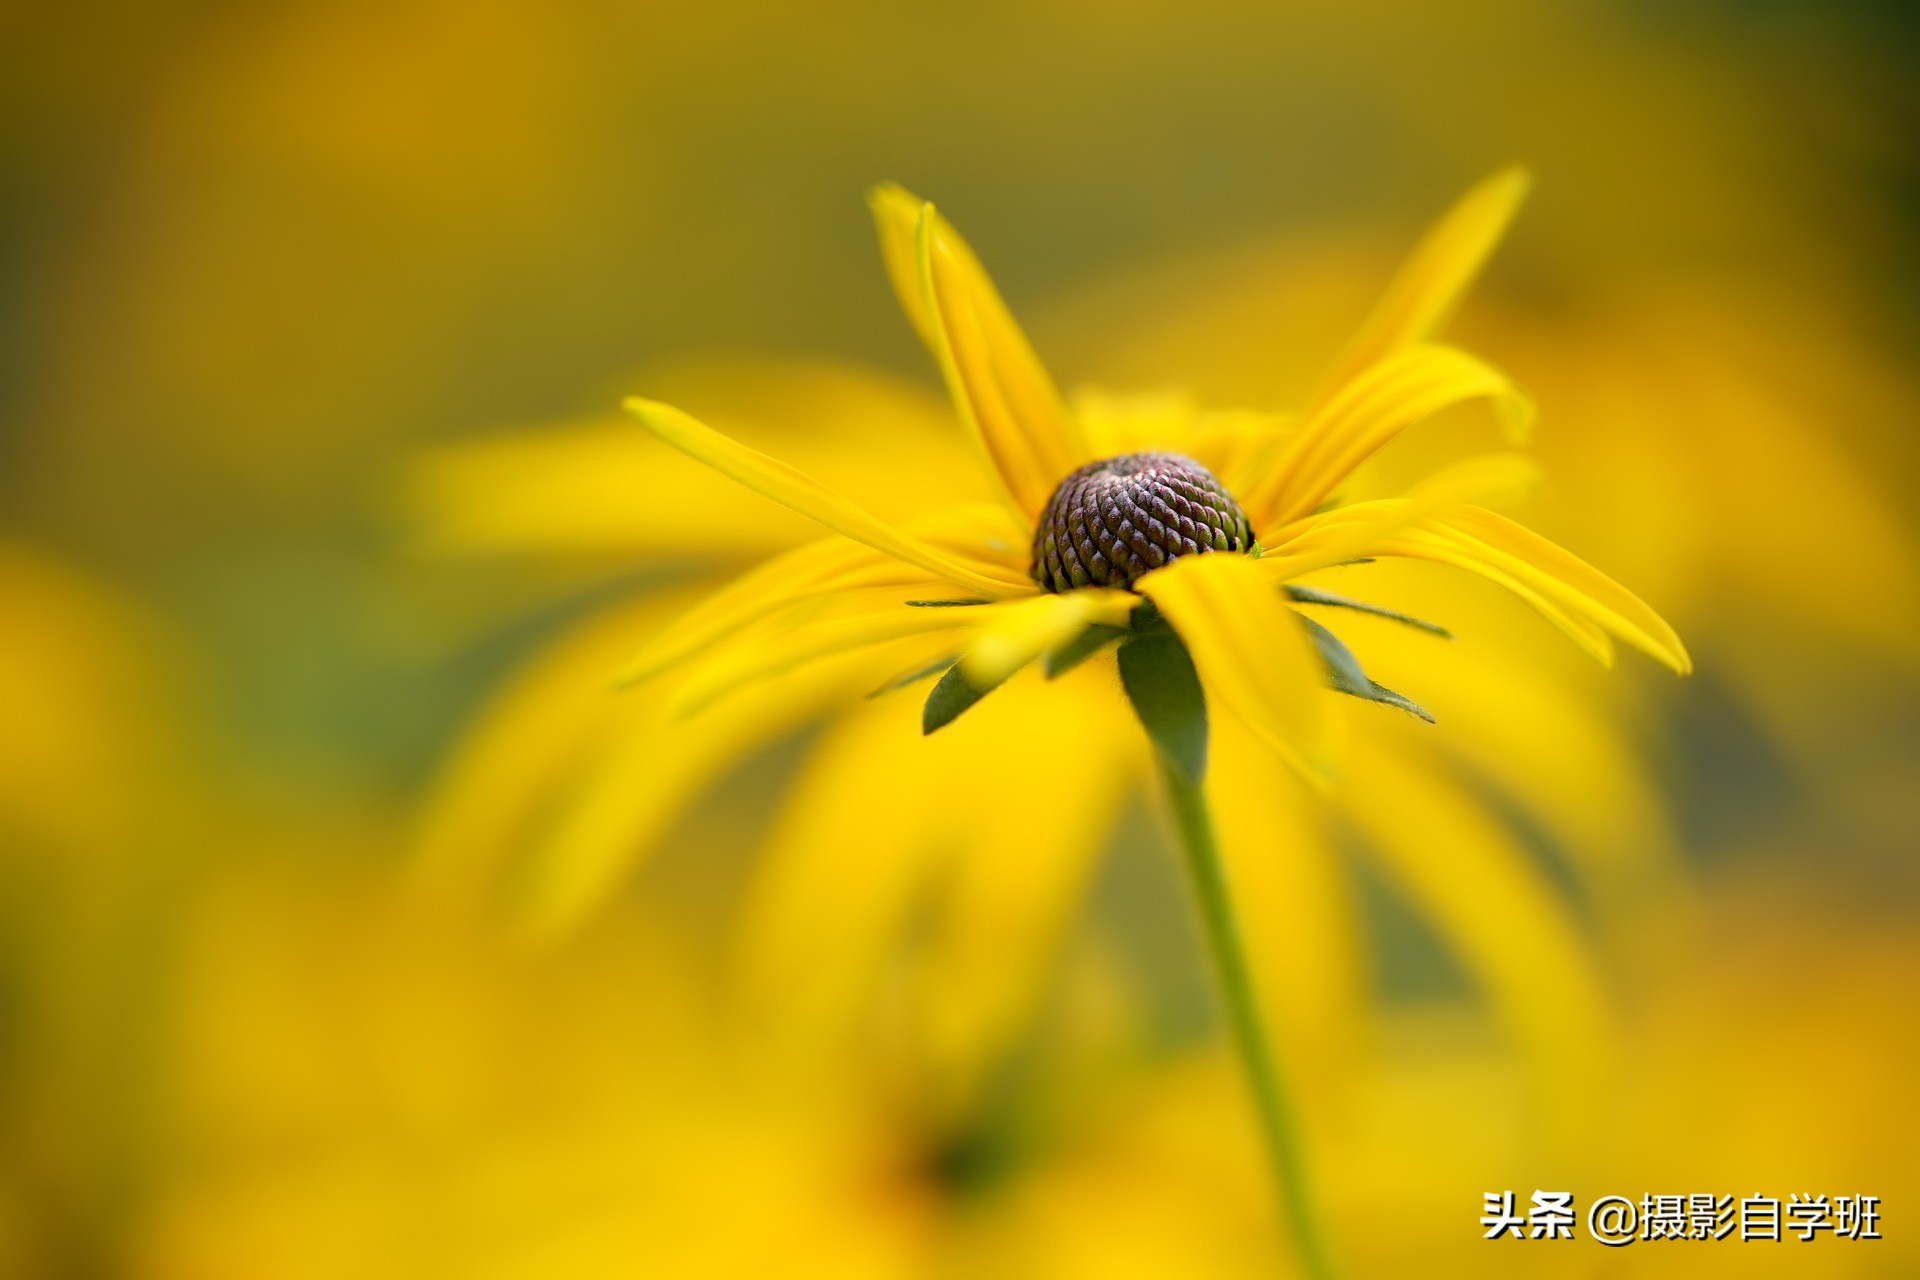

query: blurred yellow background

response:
[1,0,1916,1275]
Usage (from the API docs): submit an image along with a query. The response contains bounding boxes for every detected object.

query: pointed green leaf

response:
[922,662,1007,734]
[1042,623,1128,679]
[1117,630,1209,780]
[1295,612,1435,722]
[1284,583,1452,637]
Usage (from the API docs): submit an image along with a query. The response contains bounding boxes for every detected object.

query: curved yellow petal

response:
[1368,527,1617,667]
[666,602,978,718]
[871,191,1088,522]
[956,588,1135,687]
[869,183,939,347]
[1444,508,1690,672]
[1313,166,1531,405]
[616,537,933,686]
[1136,553,1334,782]
[1253,453,1544,583]
[624,397,1031,598]
[1244,343,1533,530]
[1371,508,1691,673]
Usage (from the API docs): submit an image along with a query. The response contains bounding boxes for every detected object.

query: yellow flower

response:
[616,168,1685,785]
[411,173,1691,1158]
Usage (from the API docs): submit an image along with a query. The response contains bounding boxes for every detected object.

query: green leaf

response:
[1042,624,1127,679]
[1117,629,1208,781]
[922,662,1007,734]
[1295,612,1435,722]
[1284,584,1452,638]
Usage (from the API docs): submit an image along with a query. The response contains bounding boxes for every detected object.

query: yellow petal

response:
[616,537,928,686]
[1371,632,1683,896]
[1312,166,1531,404]
[1374,508,1691,673]
[732,688,951,1051]
[1341,738,1614,1143]
[1244,343,1534,529]
[410,593,694,900]
[1209,715,1363,1101]
[666,602,980,718]
[625,396,1030,598]
[917,672,1139,1098]
[1135,553,1334,782]
[1367,526,1616,667]
[956,588,1135,687]
[734,663,1140,1102]
[398,420,820,562]
[873,193,1088,521]
[1254,453,1544,583]
[869,183,939,347]
[517,644,891,938]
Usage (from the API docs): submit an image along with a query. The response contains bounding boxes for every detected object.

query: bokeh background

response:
[2,0,1917,1275]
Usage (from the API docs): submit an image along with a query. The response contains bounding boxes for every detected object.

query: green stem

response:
[1158,755,1336,1280]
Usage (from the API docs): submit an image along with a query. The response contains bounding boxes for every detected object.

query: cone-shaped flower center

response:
[1031,451,1254,593]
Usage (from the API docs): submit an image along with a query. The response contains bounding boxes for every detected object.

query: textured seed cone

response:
[1031,451,1254,592]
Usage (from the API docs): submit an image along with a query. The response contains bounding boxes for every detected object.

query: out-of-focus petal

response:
[1339,738,1613,1145]
[625,397,1032,597]
[957,589,1135,688]
[1244,344,1533,529]
[617,538,926,686]
[871,189,1090,522]
[1312,167,1530,404]
[919,670,1140,1097]
[1135,553,1334,782]
[1208,715,1364,1111]
[515,644,904,938]
[402,358,983,568]
[411,592,694,898]
[735,663,1140,1104]
[665,601,979,718]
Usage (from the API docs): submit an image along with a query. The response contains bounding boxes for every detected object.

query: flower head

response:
[618,169,1688,782]
[1032,451,1254,592]
[413,173,1692,1133]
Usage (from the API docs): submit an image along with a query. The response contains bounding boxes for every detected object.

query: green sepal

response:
[922,662,1008,734]
[1283,584,1452,638]
[1042,624,1128,679]
[1128,596,1169,634]
[905,597,992,608]
[1295,612,1435,723]
[1117,629,1208,781]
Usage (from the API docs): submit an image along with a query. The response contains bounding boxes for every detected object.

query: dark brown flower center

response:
[1030,452,1253,593]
